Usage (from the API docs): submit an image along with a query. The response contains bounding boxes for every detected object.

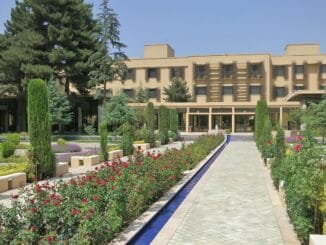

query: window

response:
[123,89,134,98]
[273,66,285,77]
[148,88,158,99]
[293,85,305,91]
[147,68,159,79]
[195,65,209,79]
[222,86,233,95]
[249,63,263,77]
[195,86,207,96]
[320,64,326,73]
[294,65,304,74]
[274,87,286,97]
[126,69,135,80]
[222,64,235,78]
[249,85,261,95]
[170,67,184,79]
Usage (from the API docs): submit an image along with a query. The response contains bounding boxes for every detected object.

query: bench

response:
[71,155,100,168]
[55,162,69,177]
[0,172,27,193]
[108,150,123,161]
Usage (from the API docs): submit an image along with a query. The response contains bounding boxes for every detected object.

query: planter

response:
[155,140,161,147]
[55,162,69,177]
[70,155,100,168]
[168,137,173,144]
[14,149,27,157]
[0,172,26,193]
[133,143,150,151]
[309,235,326,245]
[108,149,123,160]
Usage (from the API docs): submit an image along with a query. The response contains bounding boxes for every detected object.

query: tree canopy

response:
[163,78,192,102]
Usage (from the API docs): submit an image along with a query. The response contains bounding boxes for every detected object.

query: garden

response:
[255,99,326,244]
[0,134,224,244]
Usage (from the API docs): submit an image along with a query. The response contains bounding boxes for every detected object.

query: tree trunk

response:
[58,123,64,134]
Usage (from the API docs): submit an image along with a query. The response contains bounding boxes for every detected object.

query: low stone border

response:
[133,143,150,151]
[71,155,100,168]
[55,162,69,177]
[309,234,326,245]
[111,136,228,244]
[108,150,123,161]
[0,172,26,193]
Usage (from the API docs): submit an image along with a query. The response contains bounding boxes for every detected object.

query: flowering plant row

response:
[0,134,224,244]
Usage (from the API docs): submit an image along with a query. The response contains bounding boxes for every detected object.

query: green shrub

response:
[6,133,20,145]
[159,105,169,144]
[28,78,55,179]
[146,102,155,130]
[274,124,285,165]
[56,138,66,148]
[2,141,16,158]
[142,128,156,148]
[133,129,143,141]
[169,109,178,134]
[255,100,268,147]
[261,118,273,159]
[120,122,134,156]
[0,163,32,176]
[84,124,96,135]
[99,122,108,161]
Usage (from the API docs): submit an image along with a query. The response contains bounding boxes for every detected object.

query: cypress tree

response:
[146,102,155,130]
[159,105,169,144]
[255,100,268,147]
[170,109,178,140]
[274,124,285,165]
[120,122,134,156]
[99,121,108,161]
[28,79,54,179]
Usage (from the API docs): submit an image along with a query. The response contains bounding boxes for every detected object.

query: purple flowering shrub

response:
[52,143,82,153]
[55,149,100,163]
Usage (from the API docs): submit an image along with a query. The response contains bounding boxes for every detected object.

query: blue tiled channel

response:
[128,135,231,245]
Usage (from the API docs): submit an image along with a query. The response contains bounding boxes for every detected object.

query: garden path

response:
[153,134,299,245]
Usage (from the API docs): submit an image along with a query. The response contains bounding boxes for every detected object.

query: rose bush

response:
[0,134,224,244]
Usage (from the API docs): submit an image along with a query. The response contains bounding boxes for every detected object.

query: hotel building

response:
[109,43,326,133]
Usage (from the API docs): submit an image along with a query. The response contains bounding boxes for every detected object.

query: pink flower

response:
[70,208,77,216]
[296,135,304,142]
[294,143,303,152]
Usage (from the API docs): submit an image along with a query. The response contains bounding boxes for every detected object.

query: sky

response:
[1,0,326,58]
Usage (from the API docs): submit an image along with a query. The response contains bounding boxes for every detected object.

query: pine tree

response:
[163,78,192,102]
[0,0,99,130]
[88,0,127,104]
[47,77,73,132]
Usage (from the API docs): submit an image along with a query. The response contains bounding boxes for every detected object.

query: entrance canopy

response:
[285,90,326,102]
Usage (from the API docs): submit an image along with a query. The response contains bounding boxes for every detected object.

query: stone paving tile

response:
[166,140,284,245]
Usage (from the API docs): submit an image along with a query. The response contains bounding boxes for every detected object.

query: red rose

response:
[294,143,303,152]
[82,198,88,204]
[11,194,19,199]
[32,176,37,182]
[92,195,99,202]
[31,207,37,213]
[111,185,115,190]
[47,236,54,244]
[31,226,37,232]
[88,207,94,214]
[110,175,115,181]
[70,208,77,216]
[70,179,77,185]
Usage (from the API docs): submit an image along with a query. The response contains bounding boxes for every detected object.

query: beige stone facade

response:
[109,43,326,133]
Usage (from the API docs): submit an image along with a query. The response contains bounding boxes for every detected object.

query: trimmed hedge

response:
[99,122,108,161]
[120,122,134,156]
[254,100,268,148]
[159,105,169,144]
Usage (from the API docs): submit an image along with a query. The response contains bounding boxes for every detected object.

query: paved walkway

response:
[153,135,299,245]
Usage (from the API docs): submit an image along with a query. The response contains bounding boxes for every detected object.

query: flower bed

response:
[0,134,224,244]
[51,143,82,153]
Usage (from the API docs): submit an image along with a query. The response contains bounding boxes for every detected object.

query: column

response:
[185,107,189,132]
[4,110,8,132]
[232,107,235,133]
[208,107,212,132]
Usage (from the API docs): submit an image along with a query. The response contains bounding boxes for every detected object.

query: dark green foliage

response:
[271,138,325,243]
[2,141,16,158]
[169,109,178,137]
[47,77,73,129]
[146,102,155,130]
[119,122,134,156]
[88,0,127,103]
[135,87,148,103]
[142,128,156,148]
[261,118,274,159]
[103,94,135,130]
[6,134,20,146]
[28,79,55,179]
[163,78,191,102]
[274,124,285,165]
[254,100,268,147]
[99,122,108,161]
[159,105,169,144]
